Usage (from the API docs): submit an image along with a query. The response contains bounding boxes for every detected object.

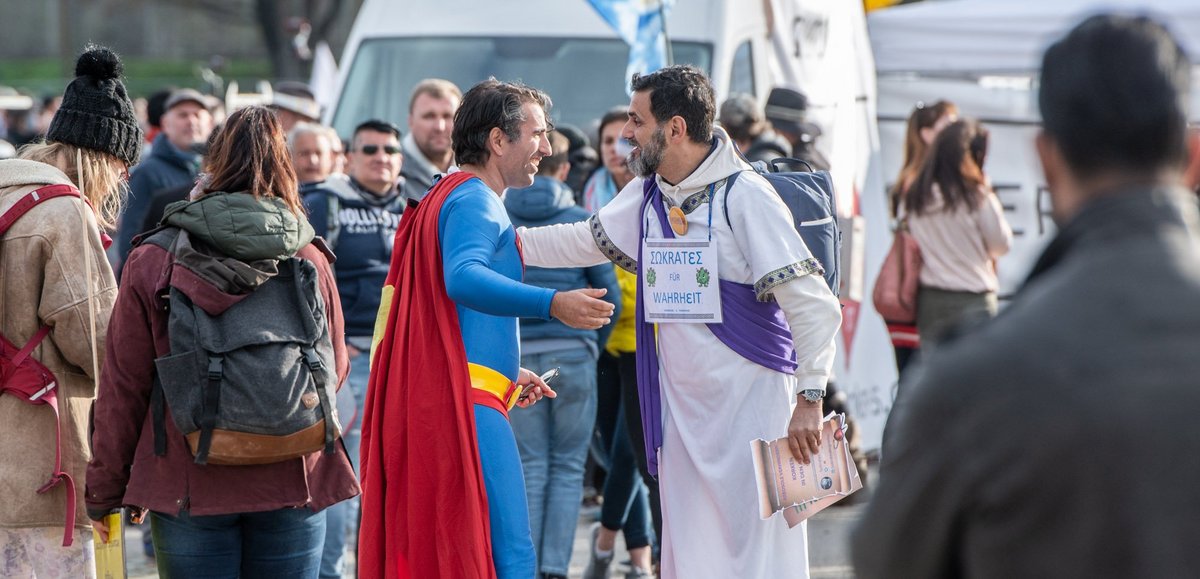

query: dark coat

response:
[139,183,192,234]
[853,188,1200,578]
[118,134,200,262]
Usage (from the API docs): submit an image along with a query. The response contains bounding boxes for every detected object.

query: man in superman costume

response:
[358,79,616,579]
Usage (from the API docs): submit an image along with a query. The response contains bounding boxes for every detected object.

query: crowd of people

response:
[3,10,1200,579]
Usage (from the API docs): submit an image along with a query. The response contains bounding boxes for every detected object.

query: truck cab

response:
[327,0,771,135]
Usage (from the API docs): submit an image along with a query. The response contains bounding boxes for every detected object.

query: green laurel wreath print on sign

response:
[647,268,657,287]
[696,267,710,288]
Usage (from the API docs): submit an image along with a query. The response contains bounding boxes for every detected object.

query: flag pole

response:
[659,2,674,66]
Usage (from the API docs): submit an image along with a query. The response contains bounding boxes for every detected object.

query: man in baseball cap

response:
[117,87,214,266]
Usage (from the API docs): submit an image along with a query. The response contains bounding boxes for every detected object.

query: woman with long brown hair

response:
[87,105,357,577]
[885,100,958,372]
[904,118,1012,345]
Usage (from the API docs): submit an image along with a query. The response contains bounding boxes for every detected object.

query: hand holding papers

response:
[93,510,126,578]
[751,412,863,528]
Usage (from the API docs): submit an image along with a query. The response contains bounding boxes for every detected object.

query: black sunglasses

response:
[356,144,401,155]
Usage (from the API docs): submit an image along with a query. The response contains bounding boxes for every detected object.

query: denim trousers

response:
[595,352,653,549]
[320,348,370,578]
[151,507,325,578]
[510,347,598,576]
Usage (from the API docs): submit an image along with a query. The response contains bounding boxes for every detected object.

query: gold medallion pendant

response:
[668,206,688,236]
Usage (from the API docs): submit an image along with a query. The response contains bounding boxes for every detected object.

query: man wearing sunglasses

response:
[300,117,406,579]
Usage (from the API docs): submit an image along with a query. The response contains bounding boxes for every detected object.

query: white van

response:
[327,0,772,135]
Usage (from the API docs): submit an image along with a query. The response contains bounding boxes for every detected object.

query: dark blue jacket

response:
[302,175,405,338]
[504,176,621,355]
[119,133,201,264]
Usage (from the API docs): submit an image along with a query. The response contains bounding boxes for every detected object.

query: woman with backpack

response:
[0,46,140,577]
[87,105,357,577]
[903,118,1012,346]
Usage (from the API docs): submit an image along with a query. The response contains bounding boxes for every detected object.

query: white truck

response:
[327,0,782,134]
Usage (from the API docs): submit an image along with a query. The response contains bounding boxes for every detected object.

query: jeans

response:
[320,348,370,578]
[510,347,598,576]
[151,507,325,578]
[595,352,653,549]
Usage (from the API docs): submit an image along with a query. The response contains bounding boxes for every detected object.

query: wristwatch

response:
[800,389,824,404]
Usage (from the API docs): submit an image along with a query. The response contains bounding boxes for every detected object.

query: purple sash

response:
[635,179,797,476]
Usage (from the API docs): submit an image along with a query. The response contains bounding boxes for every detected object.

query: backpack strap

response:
[151,376,168,456]
[192,354,224,465]
[34,395,77,547]
[0,184,82,237]
[10,325,52,372]
[142,227,180,458]
[723,170,750,231]
[302,346,338,455]
[766,157,815,173]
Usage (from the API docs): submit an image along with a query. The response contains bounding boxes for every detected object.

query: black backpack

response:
[725,158,841,295]
[144,229,341,466]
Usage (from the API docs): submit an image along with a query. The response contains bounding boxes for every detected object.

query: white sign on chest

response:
[641,237,722,323]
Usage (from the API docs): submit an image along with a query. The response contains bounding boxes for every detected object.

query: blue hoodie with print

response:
[302,175,405,338]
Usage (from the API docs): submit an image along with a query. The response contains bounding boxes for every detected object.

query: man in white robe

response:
[518,65,842,578]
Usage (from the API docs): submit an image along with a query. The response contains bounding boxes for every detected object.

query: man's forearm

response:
[774,274,842,395]
[517,220,609,268]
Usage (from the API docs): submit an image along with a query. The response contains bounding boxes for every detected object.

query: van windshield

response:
[331,36,712,139]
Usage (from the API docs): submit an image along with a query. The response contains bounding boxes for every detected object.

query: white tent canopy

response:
[868,0,1200,75]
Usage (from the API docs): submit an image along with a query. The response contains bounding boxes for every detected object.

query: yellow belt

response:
[468,363,519,411]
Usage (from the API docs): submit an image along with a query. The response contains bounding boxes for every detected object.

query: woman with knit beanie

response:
[0,45,142,577]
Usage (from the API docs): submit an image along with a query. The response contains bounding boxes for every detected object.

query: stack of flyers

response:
[750,412,864,528]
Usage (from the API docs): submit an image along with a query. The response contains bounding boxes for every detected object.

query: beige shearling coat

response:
[0,159,116,530]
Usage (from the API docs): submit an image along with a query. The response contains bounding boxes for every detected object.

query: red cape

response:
[357,171,496,579]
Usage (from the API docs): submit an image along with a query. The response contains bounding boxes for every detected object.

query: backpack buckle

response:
[206,356,223,382]
[302,348,324,372]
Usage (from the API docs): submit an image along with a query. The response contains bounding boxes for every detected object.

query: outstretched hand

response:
[550,288,614,330]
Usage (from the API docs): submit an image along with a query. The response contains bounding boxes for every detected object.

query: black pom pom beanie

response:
[46,45,144,166]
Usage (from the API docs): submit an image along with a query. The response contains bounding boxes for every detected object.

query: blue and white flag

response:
[587,0,675,90]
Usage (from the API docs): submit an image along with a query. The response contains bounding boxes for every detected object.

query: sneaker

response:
[582,522,613,579]
[625,567,653,579]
